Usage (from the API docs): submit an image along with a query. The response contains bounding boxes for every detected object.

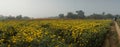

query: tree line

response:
[58,10,120,19]
[0,15,31,20]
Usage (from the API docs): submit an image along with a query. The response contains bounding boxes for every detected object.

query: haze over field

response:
[0,0,120,18]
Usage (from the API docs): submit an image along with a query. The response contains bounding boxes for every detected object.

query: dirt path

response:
[114,21,120,44]
[114,21,120,47]
[103,21,118,47]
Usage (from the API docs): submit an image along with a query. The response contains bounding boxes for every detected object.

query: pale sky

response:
[0,0,120,18]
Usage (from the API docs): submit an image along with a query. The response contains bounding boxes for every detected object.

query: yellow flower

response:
[45,32,48,35]
[26,37,33,42]
[8,44,10,47]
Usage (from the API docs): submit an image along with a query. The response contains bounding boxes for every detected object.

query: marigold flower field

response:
[0,19,111,47]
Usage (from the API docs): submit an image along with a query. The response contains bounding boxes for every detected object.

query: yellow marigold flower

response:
[45,32,48,35]
[8,44,10,47]
[55,45,59,47]
[26,37,33,42]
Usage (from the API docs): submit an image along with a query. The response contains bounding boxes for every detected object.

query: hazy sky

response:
[0,0,120,18]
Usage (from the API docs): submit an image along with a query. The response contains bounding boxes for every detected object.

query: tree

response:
[16,15,22,19]
[7,15,15,20]
[76,10,85,18]
[115,15,120,19]
[59,14,64,18]
[23,16,30,19]
[105,13,114,19]
[66,12,77,19]
[102,12,105,16]
[0,15,6,20]
[88,13,104,19]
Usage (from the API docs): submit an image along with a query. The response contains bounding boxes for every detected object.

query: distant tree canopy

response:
[16,15,22,19]
[66,12,77,19]
[0,14,31,20]
[59,10,85,19]
[59,14,64,18]
[87,13,116,19]
[76,10,85,18]
[58,10,120,19]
